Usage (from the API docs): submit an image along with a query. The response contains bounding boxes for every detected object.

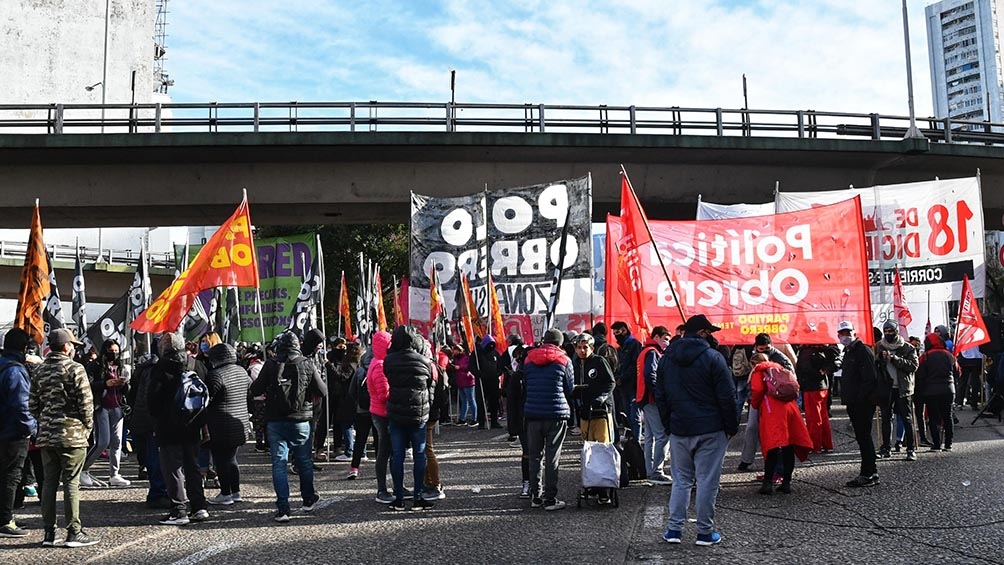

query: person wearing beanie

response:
[837,321,881,488]
[0,328,36,538]
[148,333,210,526]
[876,321,919,461]
[522,328,574,511]
[474,334,504,429]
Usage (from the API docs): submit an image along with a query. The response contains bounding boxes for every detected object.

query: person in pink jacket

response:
[454,351,477,426]
[749,353,813,495]
[366,331,394,504]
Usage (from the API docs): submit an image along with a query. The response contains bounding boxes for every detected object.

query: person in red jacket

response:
[749,353,813,495]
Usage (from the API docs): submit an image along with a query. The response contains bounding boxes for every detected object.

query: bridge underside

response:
[0,132,1002,229]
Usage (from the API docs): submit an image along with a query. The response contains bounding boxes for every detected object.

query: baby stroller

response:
[577,411,620,508]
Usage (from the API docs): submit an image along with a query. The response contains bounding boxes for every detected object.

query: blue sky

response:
[164,0,937,116]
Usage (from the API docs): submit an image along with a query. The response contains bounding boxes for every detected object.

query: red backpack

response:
[763,365,799,402]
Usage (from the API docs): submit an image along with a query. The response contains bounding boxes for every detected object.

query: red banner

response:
[955,275,989,351]
[605,196,872,345]
[132,198,259,334]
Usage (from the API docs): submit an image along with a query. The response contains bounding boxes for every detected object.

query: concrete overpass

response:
[1,101,1004,229]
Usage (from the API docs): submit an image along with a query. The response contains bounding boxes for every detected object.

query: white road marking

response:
[82,530,173,564]
[168,542,235,565]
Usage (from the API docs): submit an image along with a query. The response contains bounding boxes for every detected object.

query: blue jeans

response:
[459,386,477,422]
[734,379,750,424]
[666,431,729,535]
[641,403,669,477]
[145,433,167,499]
[267,421,315,512]
[339,422,355,456]
[388,420,427,501]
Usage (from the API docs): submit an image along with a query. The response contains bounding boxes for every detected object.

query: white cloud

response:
[163,1,935,117]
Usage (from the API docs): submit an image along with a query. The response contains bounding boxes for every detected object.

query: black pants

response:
[159,440,206,516]
[14,449,43,509]
[763,446,794,484]
[0,439,29,525]
[209,444,241,496]
[957,362,983,407]
[914,396,929,441]
[925,393,955,449]
[351,411,375,468]
[846,402,877,477]
[879,392,915,451]
[478,373,500,422]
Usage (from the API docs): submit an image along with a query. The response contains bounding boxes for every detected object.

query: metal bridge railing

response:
[0,240,175,270]
[1,101,1003,146]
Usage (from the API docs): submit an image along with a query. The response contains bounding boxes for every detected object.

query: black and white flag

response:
[288,237,324,335]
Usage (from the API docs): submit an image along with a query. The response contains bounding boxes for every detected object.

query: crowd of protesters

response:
[1,314,1001,549]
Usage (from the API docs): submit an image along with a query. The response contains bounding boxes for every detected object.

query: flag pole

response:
[620,165,687,322]
[316,233,326,338]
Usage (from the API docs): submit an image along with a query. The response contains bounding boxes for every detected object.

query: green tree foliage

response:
[257,224,409,336]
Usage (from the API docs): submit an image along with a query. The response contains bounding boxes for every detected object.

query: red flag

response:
[892,267,912,336]
[14,202,50,346]
[616,175,652,340]
[339,272,355,341]
[955,275,990,351]
[375,268,388,332]
[487,274,506,353]
[132,198,258,333]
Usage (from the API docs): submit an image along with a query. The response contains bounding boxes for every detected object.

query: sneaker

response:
[943,446,953,452]
[347,468,359,480]
[412,498,434,510]
[389,499,407,511]
[23,484,37,497]
[207,494,234,506]
[64,530,100,548]
[273,510,290,523]
[918,438,934,448]
[531,497,544,508]
[0,522,28,538]
[79,471,96,487]
[422,487,446,501]
[313,452,329,462]
[467,421,478,428]
[906,450,917,461]
[695,531,722,546]
[845,474,880,488]
[736,462,751,471]
[190,509,209,522]
[928,446,942,452]
[519,481,531,499]
[231,492,242,502]
[598,494,612,505]
[334,453,352,462]
[41,529,61,547]
[109,475,131,487]
[777,482,792,494]
[159,513,190,526]
[662,529,682,544]
[509,439,522,448]
[137,468,148,480]
[302,494,320,512]
[375,491,395,504]
[543,499,566,511]
[255,444,268,453]
[877,448,891,459]
[648,473,673,485]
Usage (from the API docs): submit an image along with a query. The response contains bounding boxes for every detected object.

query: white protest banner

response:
[696,199,775,220]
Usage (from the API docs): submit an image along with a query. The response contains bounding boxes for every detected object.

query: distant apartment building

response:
[925,0,1004,129]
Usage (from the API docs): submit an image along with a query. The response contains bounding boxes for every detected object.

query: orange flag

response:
[487,274,506,353]
[429,264,444,328]
[392,276,405,328]
[14,202,50,346]
[375,268,388,332]
[132,197,258,333]
[617,174,653,341]
[339,271,355,341]
[955,274,990,351]
[457,276,478,352]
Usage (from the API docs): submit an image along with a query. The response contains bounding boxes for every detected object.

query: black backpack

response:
[268,360,306,416]
[173,370,209,429]
[596,342,620,375]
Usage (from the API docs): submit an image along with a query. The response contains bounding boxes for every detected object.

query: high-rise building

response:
[925,0,1004,128]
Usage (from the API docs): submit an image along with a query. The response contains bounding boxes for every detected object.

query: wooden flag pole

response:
[620,165,687,322]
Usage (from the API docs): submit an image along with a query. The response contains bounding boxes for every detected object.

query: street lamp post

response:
[100,0,110,133]
[901,0,926,139]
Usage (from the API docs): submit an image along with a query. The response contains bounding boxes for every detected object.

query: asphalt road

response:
[6,406,1004,565]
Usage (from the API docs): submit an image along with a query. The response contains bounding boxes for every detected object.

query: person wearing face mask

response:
[654,315,738,547]
[610,321,644,440]
[836,321,881,488]
[81,340,130,488]
[875,321,919,461]
[636,326,673,485]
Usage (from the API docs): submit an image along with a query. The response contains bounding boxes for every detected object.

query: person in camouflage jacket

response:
[28,328,99,548]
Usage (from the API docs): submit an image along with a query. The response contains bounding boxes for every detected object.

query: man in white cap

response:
[837,321,880,487]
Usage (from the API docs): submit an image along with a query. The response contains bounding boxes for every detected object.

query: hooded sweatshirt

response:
[366,331,393,417]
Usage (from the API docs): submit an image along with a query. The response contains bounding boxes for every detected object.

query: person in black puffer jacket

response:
[205,343,251,506]
[382,325,434,510]
[147,333,208,525]
[247,331,327,521]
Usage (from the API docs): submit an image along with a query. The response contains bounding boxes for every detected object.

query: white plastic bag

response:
[581,440,621,489]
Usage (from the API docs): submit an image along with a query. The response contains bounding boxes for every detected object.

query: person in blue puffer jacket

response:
[522,328,574,512]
